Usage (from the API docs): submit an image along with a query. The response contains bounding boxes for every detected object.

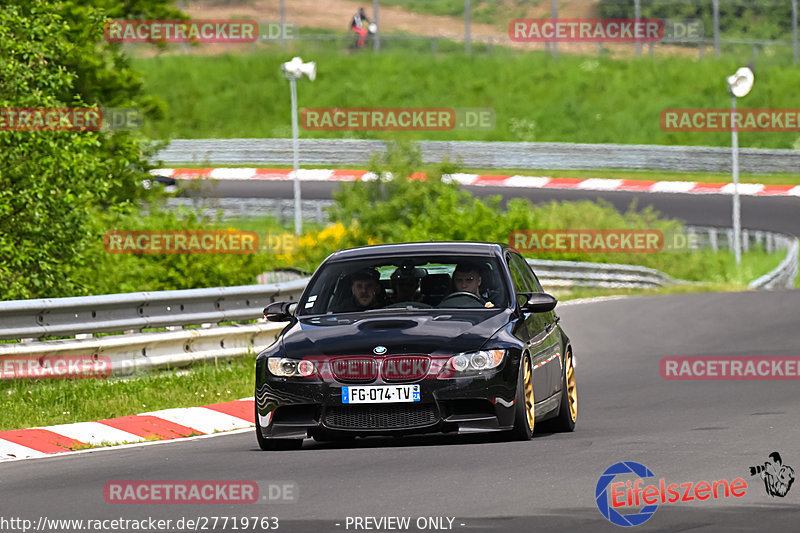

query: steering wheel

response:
[438,291,484,306]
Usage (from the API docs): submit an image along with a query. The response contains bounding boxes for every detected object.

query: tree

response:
[0,0,178,299]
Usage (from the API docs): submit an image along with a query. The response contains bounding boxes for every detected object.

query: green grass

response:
[0,355,258,432]
[134,47,800,148]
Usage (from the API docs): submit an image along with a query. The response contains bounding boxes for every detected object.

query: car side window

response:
[512,252,543,292]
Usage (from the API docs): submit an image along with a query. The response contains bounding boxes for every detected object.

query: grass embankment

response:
[135,48,800,149]
[0,356,256,433]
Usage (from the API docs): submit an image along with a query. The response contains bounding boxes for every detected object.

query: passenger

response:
[347,268,384,311]
[390,266,425,303]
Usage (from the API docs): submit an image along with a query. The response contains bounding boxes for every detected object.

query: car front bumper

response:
[255,355,520,439]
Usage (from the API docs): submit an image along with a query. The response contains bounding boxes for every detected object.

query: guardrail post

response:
[742,229,750,253]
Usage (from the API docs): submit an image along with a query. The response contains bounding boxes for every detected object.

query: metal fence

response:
[153,138,800,173]
[163,197,333,224]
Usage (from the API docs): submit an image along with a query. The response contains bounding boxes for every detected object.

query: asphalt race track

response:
[3,181,799,533]
[182,179,800,235]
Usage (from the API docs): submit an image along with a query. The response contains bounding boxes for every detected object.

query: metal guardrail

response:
[153,138,800,173]
[530,259,685,289]
[749,238,800,289]
[0,280,307,341]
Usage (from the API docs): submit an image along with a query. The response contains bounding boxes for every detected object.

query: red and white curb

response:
[151,168,800,197]
[0,398,254,461]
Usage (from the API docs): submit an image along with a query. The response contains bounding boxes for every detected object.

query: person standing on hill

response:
[350,7,371,49]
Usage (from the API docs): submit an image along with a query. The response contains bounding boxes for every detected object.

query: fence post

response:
[280,0,286,49]
[793,0,799,65]
[635,0,642,56]
[373,0,380,52]
[465,0,471,54]
[551,0,558,58]
[712,0,720,58]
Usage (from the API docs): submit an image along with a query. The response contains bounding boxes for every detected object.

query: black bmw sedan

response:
[255,242,577,450]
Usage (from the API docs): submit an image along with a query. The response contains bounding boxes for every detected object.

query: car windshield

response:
[297,254,510,315]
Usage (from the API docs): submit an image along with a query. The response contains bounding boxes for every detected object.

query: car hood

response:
[281,310,511,357]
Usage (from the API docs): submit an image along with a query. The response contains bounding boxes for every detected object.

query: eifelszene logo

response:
[749,452,795,497]
[595,461,748,527]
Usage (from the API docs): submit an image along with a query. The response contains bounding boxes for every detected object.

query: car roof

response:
[327,241,508,261]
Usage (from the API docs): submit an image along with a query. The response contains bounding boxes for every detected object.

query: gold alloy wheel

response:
[524,356,535,430]
[566,351,577,422]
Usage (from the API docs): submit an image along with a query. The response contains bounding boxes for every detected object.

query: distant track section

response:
[152,167,800,197]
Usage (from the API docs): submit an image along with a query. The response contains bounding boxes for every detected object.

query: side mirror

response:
[521,293,557,313]
[264,301,296,322]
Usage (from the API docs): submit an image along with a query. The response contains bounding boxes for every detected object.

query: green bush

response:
[329,142,784,284]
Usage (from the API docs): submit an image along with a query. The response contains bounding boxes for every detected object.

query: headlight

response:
[267,357,316,377]
[445,350,505,374]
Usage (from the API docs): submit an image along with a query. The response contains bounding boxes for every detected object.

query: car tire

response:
[549,349,577,432]
[255,405,304,451]
[512,354,535,441]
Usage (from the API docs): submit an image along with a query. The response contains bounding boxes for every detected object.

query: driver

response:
[450,263,495,308]
[452,263,483,297]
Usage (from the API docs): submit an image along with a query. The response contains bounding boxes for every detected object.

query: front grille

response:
[324,404,439,430]
[381,356,430,381]
[330,358,378,382]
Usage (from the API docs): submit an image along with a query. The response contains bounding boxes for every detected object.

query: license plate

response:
[341,385,420,404]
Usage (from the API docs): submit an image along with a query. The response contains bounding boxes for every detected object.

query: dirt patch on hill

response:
[138,0,698,59]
